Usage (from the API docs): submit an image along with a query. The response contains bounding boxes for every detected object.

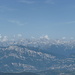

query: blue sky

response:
[0,0,75,39]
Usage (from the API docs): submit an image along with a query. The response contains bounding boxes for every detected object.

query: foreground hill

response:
[39,69,75,75]
[0,70,75,75]
[0,72,38,75]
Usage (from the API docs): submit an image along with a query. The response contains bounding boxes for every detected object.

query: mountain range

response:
[0,36,75,74]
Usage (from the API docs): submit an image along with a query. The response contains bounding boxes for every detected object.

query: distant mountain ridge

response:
[0,37,75,72]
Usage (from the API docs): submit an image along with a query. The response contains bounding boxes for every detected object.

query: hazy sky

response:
[0,0,75,38]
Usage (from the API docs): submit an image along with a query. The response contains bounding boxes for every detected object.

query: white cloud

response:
[70,37,74,40]
[0,6,16,12]
[65,21,75,24]
[40,35,50,40]
[54,21,75,25]
[17,34,22,37]
[45,0,54,4]
[18,0,54,5]
[0,34,2,39]
[0,35,8,42]
[62,37,66,40]
[8,20,27,26]
[19,0,35,4]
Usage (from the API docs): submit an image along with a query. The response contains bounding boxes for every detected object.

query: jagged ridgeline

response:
[0,36,75,73]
